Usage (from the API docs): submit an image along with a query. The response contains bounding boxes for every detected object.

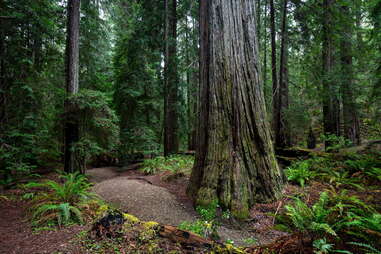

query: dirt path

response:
[87,167,287,246]
[93,178,197,225]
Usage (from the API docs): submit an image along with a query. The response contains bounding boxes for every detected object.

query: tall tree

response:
[340,3,360,145]
[269,0,280,147]
[187,0,283,219]
[64,0,81,173]
[164,0,179,156]
[277,0,291,147]
[322,0,340,148]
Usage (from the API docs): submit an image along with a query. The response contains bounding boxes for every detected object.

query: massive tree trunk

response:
[64,0,82,173]
[322,0,340,149]
[340,5,360,145]
[277,0,290,147]
[187,0,283,219]
[164,0,179,156]
[269,0,280,144]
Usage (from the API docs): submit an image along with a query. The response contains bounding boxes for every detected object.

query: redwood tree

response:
[64,0,81,173]
[340,4,360,145]
[164,0,179,156]
[322,0,340,148]
[277,0,291,148]
[187,0,283,219]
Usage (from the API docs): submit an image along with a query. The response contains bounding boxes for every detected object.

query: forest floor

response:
[0,165,288,253]
[88,166,288,246]
[1,144,380,253]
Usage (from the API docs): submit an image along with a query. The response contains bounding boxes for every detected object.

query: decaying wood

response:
[159,225,213,248]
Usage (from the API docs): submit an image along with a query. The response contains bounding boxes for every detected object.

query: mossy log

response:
[158,225,213,248]
[90,210,246,253]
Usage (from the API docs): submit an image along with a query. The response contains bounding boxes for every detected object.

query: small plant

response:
[281,192,338,236]
[178,220,213,238]
[285,160,316,187]
[32,202,83,226]
[243,237,257,246]
[196,200,219,221]
[313,238,334,254]
[23,171,97,226]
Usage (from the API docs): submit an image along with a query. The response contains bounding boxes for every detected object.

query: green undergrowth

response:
[178,200,234,242]
[22,171,105,227]
[279,150,381,253]
[140,155,194,175]
[76,206,247,254]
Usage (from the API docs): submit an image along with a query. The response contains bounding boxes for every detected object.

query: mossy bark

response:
[187,0,283,219]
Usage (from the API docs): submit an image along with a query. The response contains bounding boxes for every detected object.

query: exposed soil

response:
[0,166,290,253]
[0,193,85,254]
[88,167,288,246]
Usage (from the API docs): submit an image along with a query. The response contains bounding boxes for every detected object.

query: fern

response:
[313,238,334,254]
[24,172,94,226]
[285,160,316,187]
[344,212,381,242]
[348,242,381,254]
[283,192,339,236]
[32,202,83,226]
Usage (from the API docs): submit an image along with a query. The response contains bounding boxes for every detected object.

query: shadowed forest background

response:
[0,0,381,253]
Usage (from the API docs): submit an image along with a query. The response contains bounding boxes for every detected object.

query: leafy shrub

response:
[70,89,119,165]
[321,134,353,152]
[285,160,316,187]
[24,172,97,226]
[140,155,194,175]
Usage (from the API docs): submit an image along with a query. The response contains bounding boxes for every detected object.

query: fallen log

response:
[158,225,213,248]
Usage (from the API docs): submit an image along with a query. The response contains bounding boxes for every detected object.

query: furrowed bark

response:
[64,0,83,173]
[188,0,283,219]
[164,0,179,156]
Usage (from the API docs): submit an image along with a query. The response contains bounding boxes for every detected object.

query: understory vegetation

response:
[280,150,381,253]
[22,172,104,227]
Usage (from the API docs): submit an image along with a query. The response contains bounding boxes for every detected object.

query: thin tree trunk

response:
[341,4,361,145]
[0,27,5,130]
[277,0,290,147]
[187,0,283,219]
[164,0,179,156]
[269,0,280,145]
[64,0,82,173]
[322,0,340,150]
[263,0,268,102]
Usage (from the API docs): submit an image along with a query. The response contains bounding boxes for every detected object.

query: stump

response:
[91,211,125,238]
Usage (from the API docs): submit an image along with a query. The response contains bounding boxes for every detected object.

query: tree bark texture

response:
[322,0,340,149]
[164,0,179,156]
[277,0,291,148]
[340,5,360,145]
[269,0,280,146]
[64,0,82,173]
[187,0,283,219]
